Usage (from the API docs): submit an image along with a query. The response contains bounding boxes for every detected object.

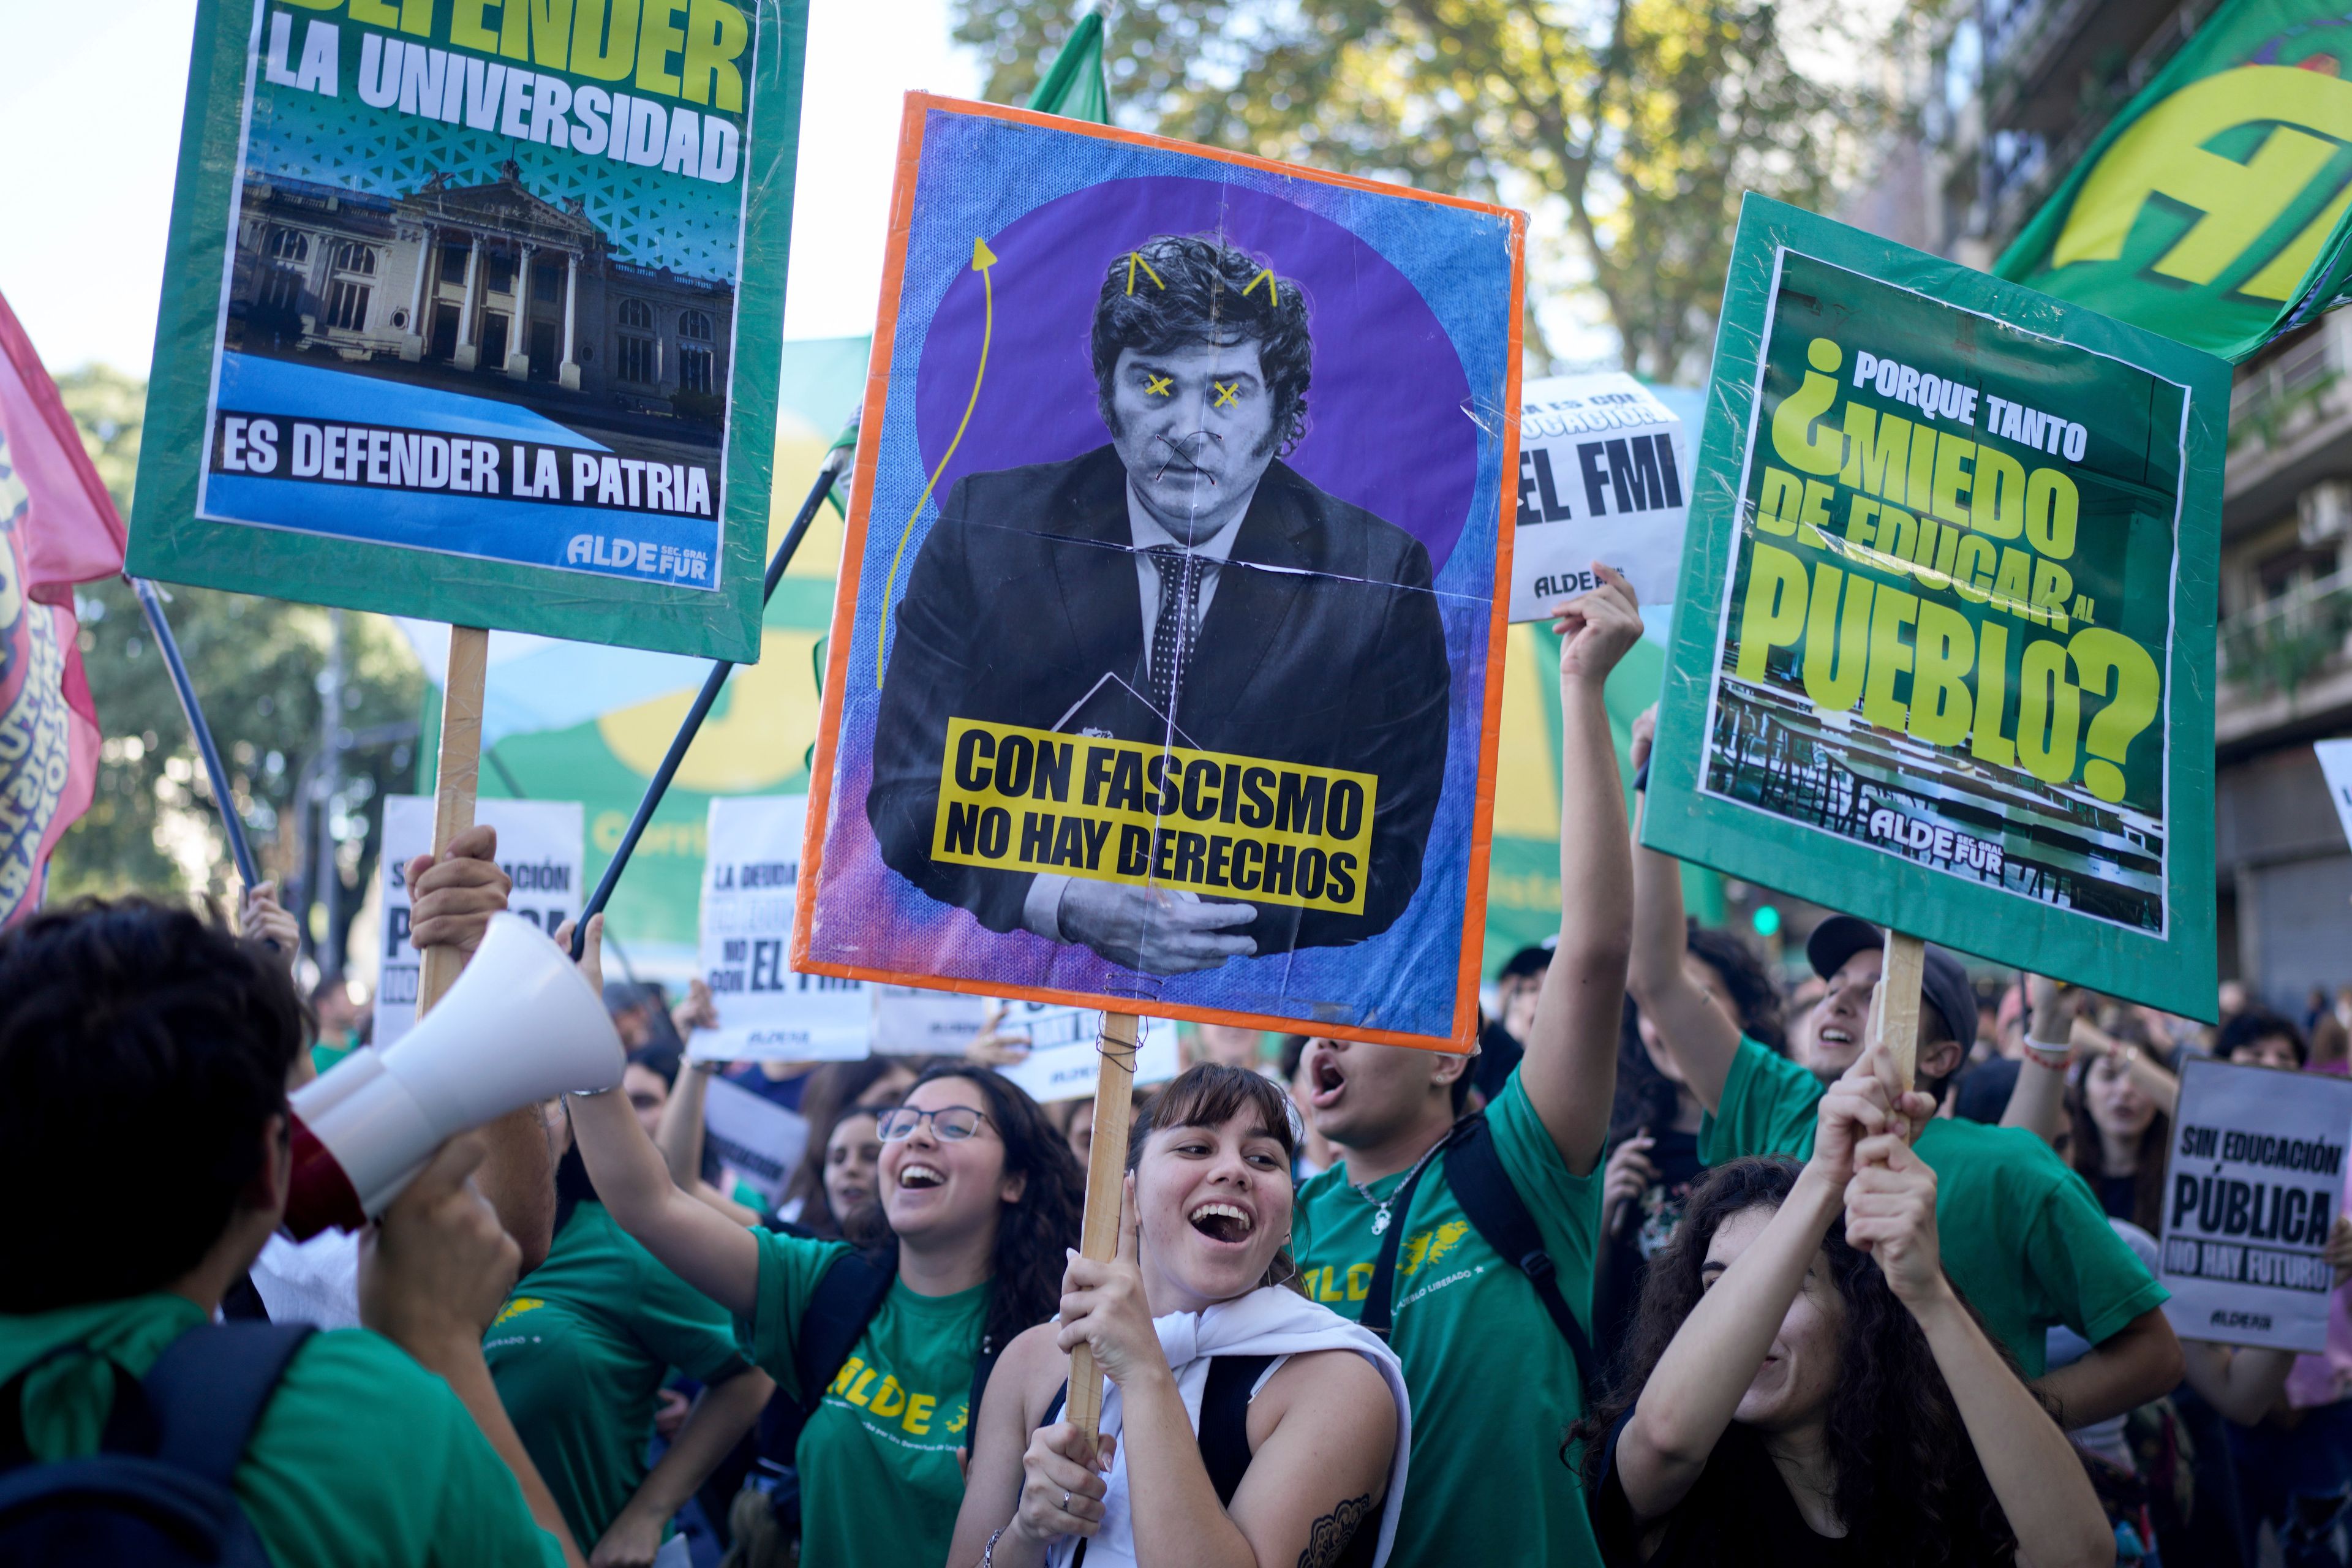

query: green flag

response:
[1997,0,2352,363]
[1027,10,1110,124]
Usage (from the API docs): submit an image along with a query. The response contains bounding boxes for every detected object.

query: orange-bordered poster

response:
[794,94,1525,1052]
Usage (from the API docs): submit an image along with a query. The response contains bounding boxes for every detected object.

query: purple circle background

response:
[914,176,1476,570]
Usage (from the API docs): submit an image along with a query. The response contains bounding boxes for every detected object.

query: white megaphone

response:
[282,912,624,1238]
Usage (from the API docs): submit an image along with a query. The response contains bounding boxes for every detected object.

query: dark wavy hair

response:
[1570,1158,2023,1566]
[0,899,304,1310]
[2217,1006,2306,1066]
[1127,1063,1300,1291]
[900,1065,1085,1359]
[1091,233,1313,454]
[1611,921,1787,1143]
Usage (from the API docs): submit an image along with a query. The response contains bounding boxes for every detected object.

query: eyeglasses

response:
[876,1105,992,1143]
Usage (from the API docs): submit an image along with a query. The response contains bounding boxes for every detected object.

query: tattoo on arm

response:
[1296,1493,1374,1568]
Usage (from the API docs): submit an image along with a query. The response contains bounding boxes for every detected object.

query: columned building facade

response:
[228,160,733,414]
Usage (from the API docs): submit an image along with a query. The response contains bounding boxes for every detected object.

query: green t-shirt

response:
[1294,1072,1605,1568]
[0,1292,565,1568]
[1699,1035,2169,1375]
[485,1200,752,1547]
[738,1228,987,1568]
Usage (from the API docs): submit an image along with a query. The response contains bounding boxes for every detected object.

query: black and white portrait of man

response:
[867,232,1450,974]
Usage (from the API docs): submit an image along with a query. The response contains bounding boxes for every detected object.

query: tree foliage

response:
[50,366,421,971]
[954,0,1883,380]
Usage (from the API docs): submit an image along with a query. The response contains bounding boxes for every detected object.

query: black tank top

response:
[1039,1354,1380,1567]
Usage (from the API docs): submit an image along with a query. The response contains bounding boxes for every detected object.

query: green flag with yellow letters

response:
[1999,0,2352,363]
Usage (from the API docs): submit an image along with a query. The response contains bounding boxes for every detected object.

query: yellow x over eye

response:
[1213,382,1240,407]
[1143,374,1172,397]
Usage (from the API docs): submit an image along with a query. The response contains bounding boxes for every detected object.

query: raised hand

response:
[360,1134,522,1353]
[1843,1133,1947,1308]
[408,824,512,956]
[1550,562,1643,689]
[239,880,301,967]
[1629,704,1657,775]
[1054,1181,1165,1390]
[1602,1133,1657,1238]
[669,976,718,1039]
[1812,1042,1934,1188]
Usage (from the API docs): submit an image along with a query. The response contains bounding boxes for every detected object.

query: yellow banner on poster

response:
[930,718,1376,915]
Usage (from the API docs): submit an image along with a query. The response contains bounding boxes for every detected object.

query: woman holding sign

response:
[560,916,1084,1568]
[947,1064,1412,1568]
[1574,1055,2113,1568]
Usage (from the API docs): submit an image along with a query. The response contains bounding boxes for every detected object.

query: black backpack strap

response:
[790,1242,898,1416]
[140,1322,315,1489]
[1445,1114,1599,1395]
[1196,1354,1274,1508]
[1354,1142,1448,1341]
[967,1332,1006,1439]
[219,1274,270,1323]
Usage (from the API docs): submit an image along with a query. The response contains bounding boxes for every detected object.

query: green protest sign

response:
[1646,196,2228,1019]
[127,0,807,662]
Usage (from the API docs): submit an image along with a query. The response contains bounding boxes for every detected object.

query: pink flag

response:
[0,290,128,922]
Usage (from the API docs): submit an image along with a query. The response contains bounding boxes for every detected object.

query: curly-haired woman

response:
[1573,1054,2113,1568]
[559,918,1085,1568]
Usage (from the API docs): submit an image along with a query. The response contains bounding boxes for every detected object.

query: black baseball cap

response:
[1497,940,1556,981]
[1806,914,1978,1051]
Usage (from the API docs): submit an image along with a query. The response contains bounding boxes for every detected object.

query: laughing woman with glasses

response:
[559,918,1084,1568]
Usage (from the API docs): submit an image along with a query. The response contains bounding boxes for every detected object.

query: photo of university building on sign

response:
[223,159,733,455]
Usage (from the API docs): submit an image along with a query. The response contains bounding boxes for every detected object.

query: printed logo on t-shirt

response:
[490,1297,547,1328]
[825,1354,965,1448]
[1301,1220,1475,1305]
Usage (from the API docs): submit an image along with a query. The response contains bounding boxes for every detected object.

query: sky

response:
[0,0,984,376]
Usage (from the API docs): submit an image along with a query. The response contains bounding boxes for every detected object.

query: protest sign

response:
[989,1003,1181,1104]
[126,0,810,662]
[376,793,581,1046]
[2160,1056,2352,1353]
[1509,373,1686,622]
[699,1072,807,1208]
[1645,195,2228,1019]
[869,985,989,1057]
[2316,739,2352,849]
[796,95,1525,1051]
[687,795,868,1062]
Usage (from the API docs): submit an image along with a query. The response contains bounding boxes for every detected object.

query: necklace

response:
[1351,1137,1444,1235]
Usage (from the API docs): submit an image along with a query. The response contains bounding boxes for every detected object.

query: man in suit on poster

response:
[869,233,1451,974]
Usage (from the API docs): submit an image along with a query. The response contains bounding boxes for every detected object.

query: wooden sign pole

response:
[1066,1010,1141,1444]
[1877,929,1926,1097]
[417,625,488,1016]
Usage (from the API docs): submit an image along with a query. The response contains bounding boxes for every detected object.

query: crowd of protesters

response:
[8,569,2352,1567]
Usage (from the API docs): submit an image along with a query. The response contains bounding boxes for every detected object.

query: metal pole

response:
[130,576,260,890]
[318,607,345,976]
[571,448,849,957]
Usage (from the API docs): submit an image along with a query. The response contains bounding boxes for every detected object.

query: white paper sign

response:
[870,985,990,1057]
[989,1003,1182,1104]
[375,796,584,1047]
[2160,1056,2352,1352]
[1509,372,1688,622]
[2316,739,2352,849]
[701,1074,809,1207]
[688,796,870,1062]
